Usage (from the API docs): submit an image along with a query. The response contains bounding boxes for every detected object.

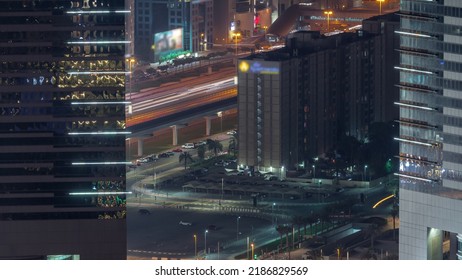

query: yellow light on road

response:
[372,194,395,209]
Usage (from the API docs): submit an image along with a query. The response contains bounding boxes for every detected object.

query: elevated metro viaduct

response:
[267,4,389,37]
[126,97,237,158]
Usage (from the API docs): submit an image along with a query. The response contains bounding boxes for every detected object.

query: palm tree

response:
[275,224,291,251]
[319,208,331,233]
[291,215,304,243]
[306,213,318,236]
[302,216,310,237]
[390,204,399,241]
[276,225,285,249]
[197,145,206,161]
[207,139,223,157]
[228,134,238,156]
[179,151,194,170]
[368,224,380,249]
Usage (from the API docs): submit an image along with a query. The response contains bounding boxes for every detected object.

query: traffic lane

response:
[127,206,271,257]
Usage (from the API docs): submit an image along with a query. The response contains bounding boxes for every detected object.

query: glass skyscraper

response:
[398,0,462,259]
[0,1,128,259]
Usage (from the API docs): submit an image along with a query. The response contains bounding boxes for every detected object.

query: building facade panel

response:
[398,0,462,260]
[0,1,127,259]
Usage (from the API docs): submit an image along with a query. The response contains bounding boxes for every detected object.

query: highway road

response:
[125,137,392,260]
[126,67,237,127]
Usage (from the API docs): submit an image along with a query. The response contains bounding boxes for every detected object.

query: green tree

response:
[390,204,399,241]
[207,139,223,157]
[306,213,318,236]
[228,134,238,156]
[319,208,331,233]
[276,225,285,248]
[291,215,304,243]
[179,151,194,170]
[197,145,206,161]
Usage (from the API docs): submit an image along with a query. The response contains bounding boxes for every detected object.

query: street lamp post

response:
[271,203,275,224]
[377,0,385,15]
[204,230,208,258]
[236,216,241,240]
[251,243,255,260]
[324,11,333,33]
[201,33,205,51]
[233,32,241,56]
[364,165,368,181]
[193,234,197,259]
[312,165,316,179]
[217,111,223,133]
[220,177,224,204]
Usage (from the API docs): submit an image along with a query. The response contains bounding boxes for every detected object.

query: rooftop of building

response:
[363,12,400,23]
[243,30,377,62]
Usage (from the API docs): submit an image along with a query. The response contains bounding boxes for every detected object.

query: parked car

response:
[196,140,207,146]
[264,175,278,181]
[166,151,175,157]
[182,143,195,149]
[214,160,227,167]
[158,153,169,158]
[179,221,192,226]
[137,158,149,164]
[172,148,183,153]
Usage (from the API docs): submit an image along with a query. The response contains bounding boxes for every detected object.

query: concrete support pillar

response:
[204,116,212,136]
[137,138,144,157]
[427,228,443,260]
[171,125,178,146]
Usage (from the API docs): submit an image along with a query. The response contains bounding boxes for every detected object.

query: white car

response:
[179,221,192,226]
[182,143,195,149]
[226,130,237,135]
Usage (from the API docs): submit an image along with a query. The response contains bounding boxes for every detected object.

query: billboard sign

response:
[153,28,183,59]
[238,60,280,75]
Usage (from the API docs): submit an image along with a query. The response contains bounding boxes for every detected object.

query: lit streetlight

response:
[200,33,205,51]
[204,230,208,258]
[193,234,197,259]
[312,165,316,179]
[324,11,333,33]
[236,216,241,240]
[251,243,255,260]
[217,111,223,133]
[233,32,241,56]
[377,0,385,15]
[364,165,368,181]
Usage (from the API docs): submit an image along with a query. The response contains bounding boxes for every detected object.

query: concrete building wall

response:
[398,1,462,259]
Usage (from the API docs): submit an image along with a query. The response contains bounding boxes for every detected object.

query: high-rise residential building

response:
[0,1,128,259]
[126,0,135,57]
[397,0,462,260]
[213,0,235,45]
[362,13,400,124]
[134,0,213,61]
[134,0,169,61]
[238,24,398,174]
